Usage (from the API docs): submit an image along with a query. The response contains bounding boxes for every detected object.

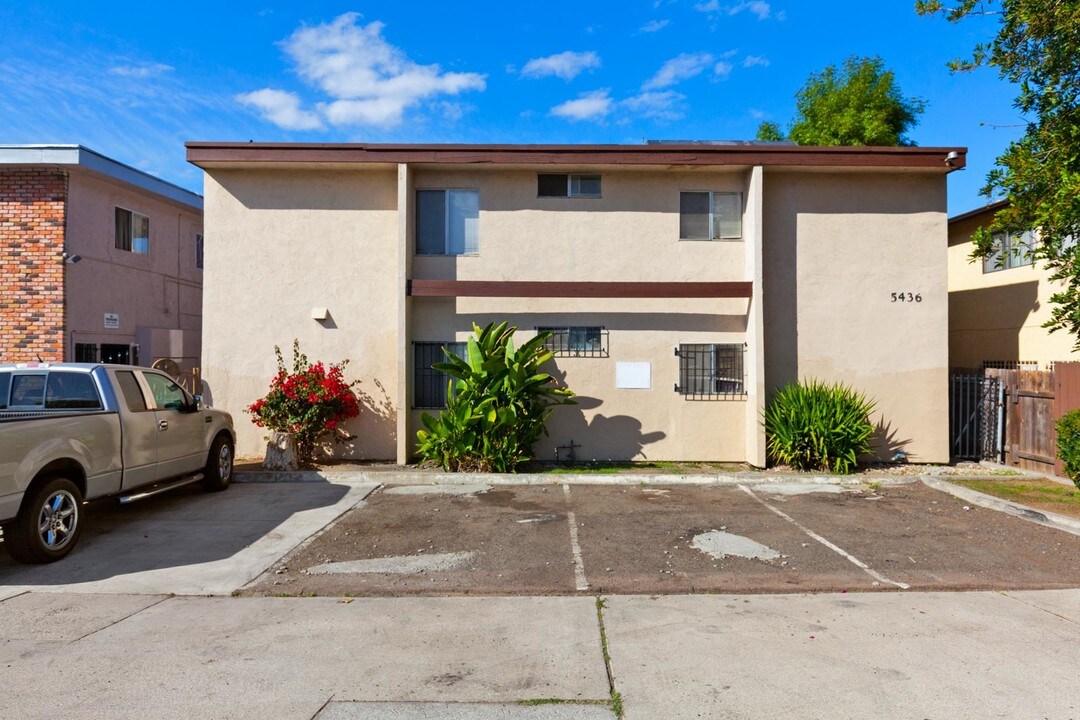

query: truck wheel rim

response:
[219,444,233,481]
[38,490,77,550]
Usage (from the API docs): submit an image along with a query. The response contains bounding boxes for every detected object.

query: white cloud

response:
[109,63,173,78]
[521,51,601,81]
[713,61,733,80]
[743,55,770,68]
[694,1,774,19]
[643,52,714,90]
[640,19,671,32]
[621,90,685,120]
[236,89,324,130]
[550,89,613,121]
[239,12,486,129]
[749,108,768,119]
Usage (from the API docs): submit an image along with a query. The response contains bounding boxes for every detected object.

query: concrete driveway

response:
[0,480,378,595]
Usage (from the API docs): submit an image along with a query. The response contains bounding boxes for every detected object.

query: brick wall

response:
[0,169,67,362]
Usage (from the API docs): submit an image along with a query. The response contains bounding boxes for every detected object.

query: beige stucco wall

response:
[763,170,950,463]
[411,168,749,282]
[198,162,950,465]
[65,171,202,365]
[409,296,750,462]
[201,169,400,460]
[948,213,1080,369]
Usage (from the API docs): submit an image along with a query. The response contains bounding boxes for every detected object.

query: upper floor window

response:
[538,174,602,198]
[195,233,204,270]
[417,189,479,256]
[679,191,742,241]
[983,230,1035,273]
[115,207,150,254]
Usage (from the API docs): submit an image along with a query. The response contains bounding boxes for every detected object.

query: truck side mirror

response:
[194,395,204,411]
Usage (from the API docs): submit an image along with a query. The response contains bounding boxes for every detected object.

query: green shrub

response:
[415,322,576,472]
[763,380,876,474]
[1056,409,1080,489]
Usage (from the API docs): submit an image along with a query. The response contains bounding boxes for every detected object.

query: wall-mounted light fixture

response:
[311,307,329,321]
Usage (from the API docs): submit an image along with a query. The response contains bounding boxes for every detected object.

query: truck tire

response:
[2,477,84,563]
[202,434,234,492]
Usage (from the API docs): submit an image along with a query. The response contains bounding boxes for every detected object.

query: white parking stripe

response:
[563,484,589,591]
[739,484,910,590]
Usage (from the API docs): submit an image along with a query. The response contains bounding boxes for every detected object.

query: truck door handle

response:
[158,420,169,431]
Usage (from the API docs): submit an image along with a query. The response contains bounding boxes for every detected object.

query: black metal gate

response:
[949,373,1001,461]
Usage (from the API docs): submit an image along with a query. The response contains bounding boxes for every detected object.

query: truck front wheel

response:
[2,477,84,563]
[201,434,234,492]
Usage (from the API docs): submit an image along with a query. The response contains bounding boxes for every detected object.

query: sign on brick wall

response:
[104,313,119,329]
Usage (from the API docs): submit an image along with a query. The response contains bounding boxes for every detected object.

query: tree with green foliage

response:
[756,55,926,146]
[917,1,1080,347]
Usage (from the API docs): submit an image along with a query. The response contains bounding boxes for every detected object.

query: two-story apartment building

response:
[948,200,1080,370]
[0,145,204,373]
[187,141,962,465]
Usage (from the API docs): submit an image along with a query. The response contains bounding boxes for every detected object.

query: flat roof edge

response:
[949,199,1009,225]
[0,144,202,211]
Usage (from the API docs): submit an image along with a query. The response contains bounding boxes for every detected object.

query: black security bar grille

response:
[981,360,1039,371]
[537,327,608,357]
[675,343,747,399]
[413,341,467,409]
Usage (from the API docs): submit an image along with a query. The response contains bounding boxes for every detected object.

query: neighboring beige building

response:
[187,142,963,465]
[0,146,204,376]
[948,201,1080,370]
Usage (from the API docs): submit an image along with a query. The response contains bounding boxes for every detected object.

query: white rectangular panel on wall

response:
[616,362,651,389]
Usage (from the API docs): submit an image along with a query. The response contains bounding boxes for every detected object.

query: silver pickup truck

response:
[1,363,235,563]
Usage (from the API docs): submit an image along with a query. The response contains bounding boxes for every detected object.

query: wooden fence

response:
[983,362,1080,475]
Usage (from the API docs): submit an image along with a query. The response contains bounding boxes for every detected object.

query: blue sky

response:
[0,1,1023,214]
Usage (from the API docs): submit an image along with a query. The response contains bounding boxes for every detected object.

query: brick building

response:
[0,146,203,371]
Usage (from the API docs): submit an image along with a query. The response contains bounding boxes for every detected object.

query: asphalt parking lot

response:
[245,480,1080,597]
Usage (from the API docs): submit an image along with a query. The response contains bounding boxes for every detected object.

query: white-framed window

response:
[983,230,1035,273]
[537,174,602,198]
[416,189,480,256]
[195,233,204,270]
[115,207,150,254]
[679,191,742,240]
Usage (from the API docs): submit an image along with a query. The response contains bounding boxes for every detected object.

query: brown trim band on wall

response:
[407,280,753,298]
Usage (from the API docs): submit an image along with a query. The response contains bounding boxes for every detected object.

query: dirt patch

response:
[242,482,1080,597]
[242,485,577,597]
[767,481,1080,591]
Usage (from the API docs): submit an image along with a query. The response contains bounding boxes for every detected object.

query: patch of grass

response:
[950,477,1080,516]
[610,691,624,717]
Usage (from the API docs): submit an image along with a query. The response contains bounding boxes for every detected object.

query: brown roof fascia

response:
[186,142,966,170]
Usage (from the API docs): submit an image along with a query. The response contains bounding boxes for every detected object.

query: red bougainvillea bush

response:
[247,340,360,465]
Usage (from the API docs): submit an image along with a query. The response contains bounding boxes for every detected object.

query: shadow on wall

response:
[870,418,913,463]
[316,377,397,461]
[541,367,666,462]
[949,281,1039,368]
[199,378,215,409]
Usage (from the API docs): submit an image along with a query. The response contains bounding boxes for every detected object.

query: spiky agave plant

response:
[763,380,876,474]
[415,322,576,472]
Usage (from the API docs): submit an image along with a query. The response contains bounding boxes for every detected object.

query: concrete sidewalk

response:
[1,589,1077,719]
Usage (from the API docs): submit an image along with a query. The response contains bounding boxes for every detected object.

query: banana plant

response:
[416,322,576,472]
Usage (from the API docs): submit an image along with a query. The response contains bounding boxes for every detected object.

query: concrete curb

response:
[235,469,922,487]
[921,475,1080,538]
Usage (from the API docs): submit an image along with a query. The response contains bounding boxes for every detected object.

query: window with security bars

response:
[676,343,746,399]
[537,327,607,357]
[413,341,468,409]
